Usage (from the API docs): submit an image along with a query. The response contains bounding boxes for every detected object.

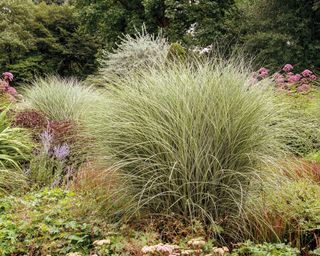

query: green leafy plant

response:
[231,241,299,255]
[241,173,320,251]
[0,109,33,194]
[85,60,291,238]
[0,188,102,255]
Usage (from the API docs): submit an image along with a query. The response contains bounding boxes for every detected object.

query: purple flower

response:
[53,144,70,160]
[40,130,53,154]
[288,74,301,83]
[2,72,13,82]
[310,74,317,81]
[302,69,313,77]
[283,64,293,72]
[6,86,17,95]
[258,67,269,78]
[297,84,311,93]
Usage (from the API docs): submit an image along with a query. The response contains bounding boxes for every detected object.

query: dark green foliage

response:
[238,0,320,71]
[0,1,100,83]
[167,42,187,61]
[71,0,236,49]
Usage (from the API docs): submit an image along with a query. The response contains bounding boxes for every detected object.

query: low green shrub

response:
[241,175,320,251]
[21,76,102,122]
[278,92,320,156]
[85,60,291,238]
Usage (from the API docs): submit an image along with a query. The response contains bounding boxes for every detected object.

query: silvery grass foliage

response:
[21,76,103,122]
[85,60,291,234]
[89,26,170,86]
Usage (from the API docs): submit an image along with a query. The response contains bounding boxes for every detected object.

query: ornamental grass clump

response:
[21,76,103,122]
[86,61,291,235]
[89,26,170,86]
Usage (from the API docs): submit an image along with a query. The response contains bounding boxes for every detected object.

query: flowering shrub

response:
[0,72,18,103]
[253,64,318,94]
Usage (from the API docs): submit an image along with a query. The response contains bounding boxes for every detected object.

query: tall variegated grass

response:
[88,26,170,86]
[85,60,292,237]
[21,76,103,122]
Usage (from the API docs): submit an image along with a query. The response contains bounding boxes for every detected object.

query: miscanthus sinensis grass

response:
[85,60,292,236]
[21,76,103,122]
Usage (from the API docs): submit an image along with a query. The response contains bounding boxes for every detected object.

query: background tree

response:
[238,0,320,71]
[0,0,100,82]
[72,0,237,49]
[0,0,36,70]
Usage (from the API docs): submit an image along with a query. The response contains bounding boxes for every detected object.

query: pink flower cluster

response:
[3,72,13,82]
[253,64,318,94]
[141,244,178,255]
[0,72,18,101]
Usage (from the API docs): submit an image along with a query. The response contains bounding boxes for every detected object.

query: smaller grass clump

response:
[89,26,170,86]
[85,60,292,239]
[21,76,103,122]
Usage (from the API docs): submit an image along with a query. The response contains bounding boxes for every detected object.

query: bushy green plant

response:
[231,241,299,255]
[0,109,33,194]
[89,27,170,86]
[240,173,320,251]
[277,91,320,155]
[85,60,291,237]
[21,76,103,121]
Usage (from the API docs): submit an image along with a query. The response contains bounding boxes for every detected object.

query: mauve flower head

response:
[6,86,17,95]
[258,67,268,73]
[2,72,13,82]
[302,69,313,77]
[310,74,317,81]
[259,70,268,78]
[53,144,70,160]
[288,74,301,83]
[297,84,311,93]
[283,64,293,72]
